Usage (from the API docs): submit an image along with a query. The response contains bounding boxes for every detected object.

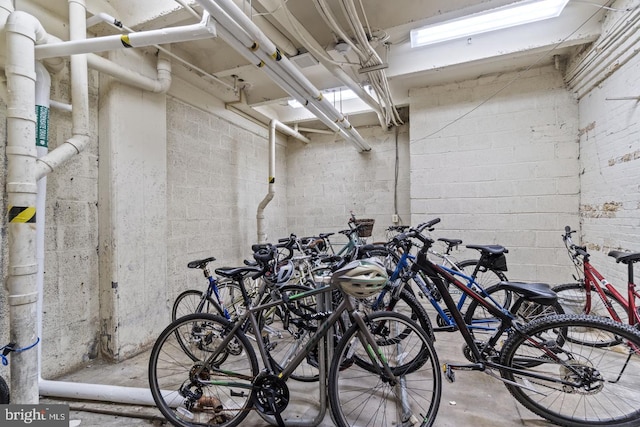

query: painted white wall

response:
[285,125,411,245]
[409,65,581,283]
[567,0,640,289]
[165,95,289,305]
[97,49,168,362]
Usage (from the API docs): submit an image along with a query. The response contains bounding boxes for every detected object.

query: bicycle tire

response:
[172,289,222,321]
[500,314,640,427]
[328,311,441,427]
[0,375,9,404]
[553,282,631,324]
[454,259,509,314]
[464,283,565,342]
[148,313,258,427]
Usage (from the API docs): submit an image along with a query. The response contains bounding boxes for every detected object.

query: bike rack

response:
[258,281,332,426]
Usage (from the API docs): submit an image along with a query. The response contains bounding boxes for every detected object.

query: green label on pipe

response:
[35,105,49,148]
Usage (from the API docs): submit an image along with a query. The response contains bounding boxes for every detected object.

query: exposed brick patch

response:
[578,121,596,137]
[580,201,623,218]
[608,149,640,166]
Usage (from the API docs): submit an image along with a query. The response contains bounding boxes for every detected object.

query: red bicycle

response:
[552,225,640,328]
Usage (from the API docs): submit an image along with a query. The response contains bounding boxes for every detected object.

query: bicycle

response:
[390,221,640,427]
[385,224,509,315]
[378,220,563,339]
[552,225,640,329]
[149,247,442,427]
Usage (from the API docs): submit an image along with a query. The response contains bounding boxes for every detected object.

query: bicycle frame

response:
[414,251,514,358]
[564,229,640,326]
[377,243,509,331]
[195,283,399,387]
[581,259,640,324]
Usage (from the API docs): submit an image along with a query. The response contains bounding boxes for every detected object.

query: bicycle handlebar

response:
[392,218,440,248]
[563,225,590,262]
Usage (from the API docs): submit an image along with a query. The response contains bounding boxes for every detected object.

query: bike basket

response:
[481,253,508,271]
[352,219,375,237]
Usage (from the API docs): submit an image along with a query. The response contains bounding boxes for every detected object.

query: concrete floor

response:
[39,327,556,427]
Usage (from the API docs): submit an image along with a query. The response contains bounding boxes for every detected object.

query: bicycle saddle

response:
[466,244,508,255]
[215,266,261,279]
[438,238,462,246]
[497,281,557,305]
[187,257,216,269]
[608,250,640,264]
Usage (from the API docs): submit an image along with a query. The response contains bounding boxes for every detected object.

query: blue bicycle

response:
[374,219,564,342]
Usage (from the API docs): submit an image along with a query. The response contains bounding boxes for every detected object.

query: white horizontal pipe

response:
[49,99,72,112]
[87,52,172,93]
[39,380,181,407]
[35,17,216,59]
[275,121,310,143]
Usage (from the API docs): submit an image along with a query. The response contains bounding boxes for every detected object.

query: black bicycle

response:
[392,221,640,427]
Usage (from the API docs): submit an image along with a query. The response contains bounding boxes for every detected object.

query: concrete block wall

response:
[285,125,411,245]
[166,97,289,306]
[570,26,640,288]
[409,65,580,283]
[0,67,101,378]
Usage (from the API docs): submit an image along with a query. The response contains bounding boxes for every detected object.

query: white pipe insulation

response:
[195,0,372,152]
[34,15,217,59]
[256,120,310,243]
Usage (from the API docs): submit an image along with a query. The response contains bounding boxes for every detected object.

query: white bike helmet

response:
[331,258,388,298]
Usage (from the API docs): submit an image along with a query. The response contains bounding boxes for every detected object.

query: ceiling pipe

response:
[257,0,386,127]
[257,119,309,244]
[213,22,354,146]
[87,11,237,94]
[195,0,372,152]
[207,0,371,150]
[34,13,217,59]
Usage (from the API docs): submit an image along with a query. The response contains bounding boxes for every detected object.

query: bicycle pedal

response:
[443,362,485,376]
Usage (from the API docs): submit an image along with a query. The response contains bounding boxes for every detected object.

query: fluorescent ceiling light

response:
[288,86,373,108]
[410,0,570,48]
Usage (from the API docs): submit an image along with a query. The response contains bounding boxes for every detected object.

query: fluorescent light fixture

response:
[410,0,570,48]
[288,86,373,108]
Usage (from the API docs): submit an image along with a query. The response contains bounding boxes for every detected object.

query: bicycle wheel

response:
[500,314,640,427]
[328,311,441,427]
[372,286,435,341]
[149,313,258,427]
[172,289,222,321]
[0,375,9,404]
[553,282,630,324]
[454,259,509,314]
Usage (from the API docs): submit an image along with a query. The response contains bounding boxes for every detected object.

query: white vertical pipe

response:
[256,120,309,244]
[4,9,46,404]
[34,61,50,379]
[256,121,277,244]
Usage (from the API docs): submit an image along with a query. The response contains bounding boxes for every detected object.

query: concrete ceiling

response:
[18,0,613,129]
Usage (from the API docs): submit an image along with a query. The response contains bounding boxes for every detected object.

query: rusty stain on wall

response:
[608,149,640,166]
[580,201,622,218]
[578,121,596,137]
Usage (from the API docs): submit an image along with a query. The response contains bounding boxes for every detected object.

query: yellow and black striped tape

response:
[8,206,36,223]
[121,34,132,48]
